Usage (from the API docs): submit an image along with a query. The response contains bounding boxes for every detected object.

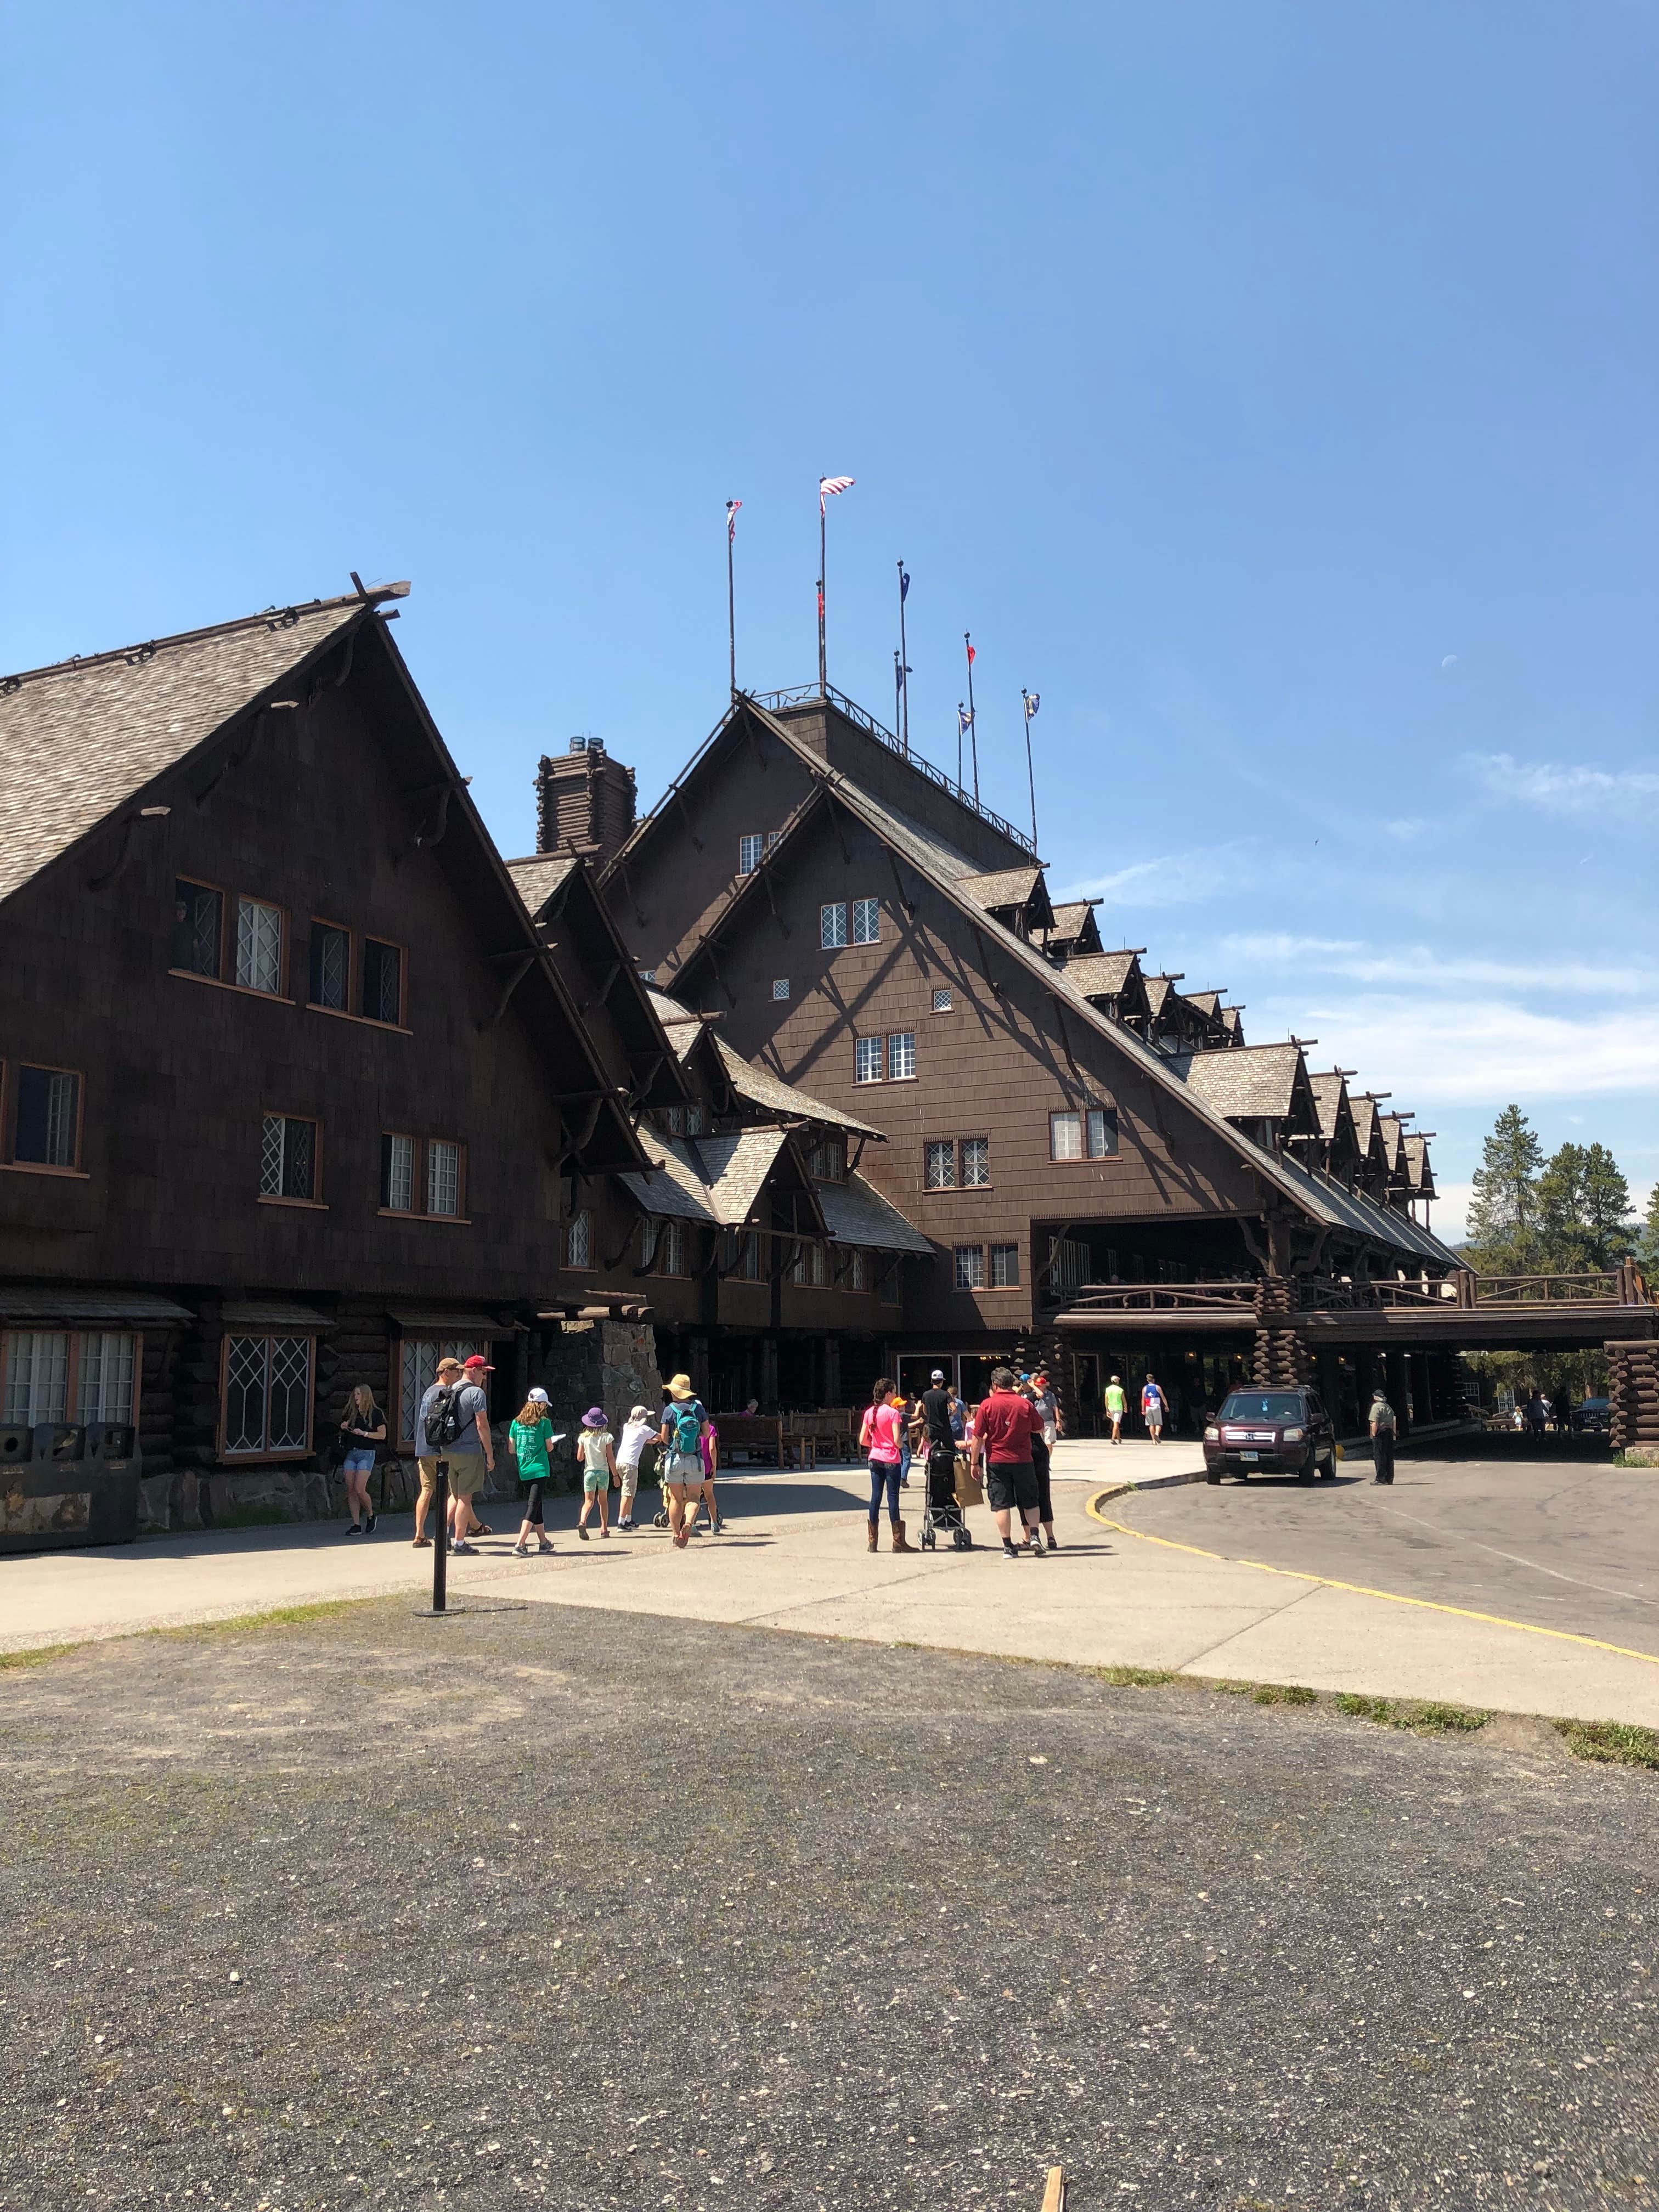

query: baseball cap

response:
[930,1368,945,1383]
[528,1386,550,1404]
[462,1355,494,1372]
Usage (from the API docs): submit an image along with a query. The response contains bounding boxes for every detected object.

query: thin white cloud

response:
[1278,996,1659,1103]
[1466,751,1659,821]
[1383,817,1430,842]
[1065,842,1252,909]
[1220,934,1657,1000]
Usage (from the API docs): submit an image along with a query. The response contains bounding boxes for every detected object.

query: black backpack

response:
[426,1384,466,1449]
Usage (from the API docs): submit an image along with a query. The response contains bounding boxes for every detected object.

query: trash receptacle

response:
[0,1420,141,1554]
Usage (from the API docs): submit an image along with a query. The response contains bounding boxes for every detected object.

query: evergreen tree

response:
[1640,1184,1659,1279]
[1465,1105,1544,1272]
[1537,1140,1633,1269]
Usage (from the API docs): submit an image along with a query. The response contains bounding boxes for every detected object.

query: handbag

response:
[326,1436,349,1470]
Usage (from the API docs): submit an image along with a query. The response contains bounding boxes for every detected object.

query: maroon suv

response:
[1203,1387,1337,1483]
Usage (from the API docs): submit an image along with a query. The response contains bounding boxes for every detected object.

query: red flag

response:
[966,642,977,665]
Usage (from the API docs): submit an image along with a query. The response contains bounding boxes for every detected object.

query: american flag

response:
[957,704,974,737]
[819,475,854,515]
[726,499,742,541]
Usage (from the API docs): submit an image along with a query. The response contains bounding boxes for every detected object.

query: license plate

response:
[1240,1451,1259,1463]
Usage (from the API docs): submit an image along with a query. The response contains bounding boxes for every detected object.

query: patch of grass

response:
[1211,1679,1256,1696]
[165,1597,366,1639]
[1096,1664,1175,1688]
[1252,1683,1317,1706]
[1410,1701,1489,1735]
[0,1640,82,1671]
[1556,1719,1659,1772]
[1335,1692,1395,1724]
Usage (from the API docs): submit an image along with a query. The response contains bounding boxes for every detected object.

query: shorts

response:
[985,1460,1039,1516]
[342,1448,375,1475]
[582,1466,609,1494]
[664,1452,703,1486]
[617,1460,642,1499]
[418,1455,479,1502]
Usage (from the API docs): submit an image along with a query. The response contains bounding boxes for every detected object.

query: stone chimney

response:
[534,737,636,869]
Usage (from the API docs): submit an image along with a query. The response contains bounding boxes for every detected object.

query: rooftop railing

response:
[1053,1263,1652,1317]
[751,685,1039,858]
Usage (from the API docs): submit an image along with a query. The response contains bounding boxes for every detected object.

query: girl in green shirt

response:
[510,1388,558,1556]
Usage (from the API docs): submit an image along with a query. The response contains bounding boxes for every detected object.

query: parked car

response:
[1204,1387,1337,1483]
[1572,1396,1612,1435]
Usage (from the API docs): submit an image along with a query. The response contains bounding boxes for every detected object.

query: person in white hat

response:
[613,1403,657,1531]
[509,1386,559,1556]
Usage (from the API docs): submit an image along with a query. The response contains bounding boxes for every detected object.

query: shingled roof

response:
[1403,1133,1436,1197]
[1307,1071,1351,1143]
[815,1175,936,1255]
[1047,898,1100,940]
[619,1128,800,1228]
[713,1037,885,1140]
[1060,950,1142,1002]
[0,593,381,907]
[504,853,579,919]
[1171,1041,1308,1124]
[959,865,1046,913]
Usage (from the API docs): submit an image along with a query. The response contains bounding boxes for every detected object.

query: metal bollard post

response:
[432,1460,449,1614]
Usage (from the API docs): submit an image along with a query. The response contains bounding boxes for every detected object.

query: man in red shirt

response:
[970,1367,1045,1560]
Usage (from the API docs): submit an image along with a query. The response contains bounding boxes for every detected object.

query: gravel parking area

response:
[1,1596,1656,2211]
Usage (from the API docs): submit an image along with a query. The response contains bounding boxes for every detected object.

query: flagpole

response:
[957,703,964,786]
[1022,690,1039,851]
[726,506,737,697]
[964,633,980,804]
[896,559,910,754]
[818,480,828,695]
[894,650,904,741]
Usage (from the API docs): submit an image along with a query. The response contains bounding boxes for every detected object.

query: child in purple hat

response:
[575,1406,617,1540]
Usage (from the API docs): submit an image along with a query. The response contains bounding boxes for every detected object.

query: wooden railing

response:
[1057,1261,1652,1317]
[1059,1281,1258,1315]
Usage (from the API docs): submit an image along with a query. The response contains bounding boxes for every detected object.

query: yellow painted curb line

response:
[1085,1487,1659,1669]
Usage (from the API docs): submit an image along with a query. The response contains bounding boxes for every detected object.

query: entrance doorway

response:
[895,1352,1017,1405]
[1071,1351,1101,1436]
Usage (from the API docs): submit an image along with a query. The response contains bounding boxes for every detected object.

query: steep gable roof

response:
[713,1036,885,1139]
[1062,950,1144,1002]
[1170,1041,1316,1131]
[504,853,578,917]
[816,1175,936,1255]
[0,591,388,908]
[1403,1133,1436,1197]
[1308,1070,1356,1147]
[1047,898,1102,951]
[619,1127,826,1232]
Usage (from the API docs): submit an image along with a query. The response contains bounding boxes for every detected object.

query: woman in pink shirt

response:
[858,1376,913,1554]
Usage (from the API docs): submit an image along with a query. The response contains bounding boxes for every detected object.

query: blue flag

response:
[1024,691,1040,720]
[957,704,974,737]
[900,568,910,603]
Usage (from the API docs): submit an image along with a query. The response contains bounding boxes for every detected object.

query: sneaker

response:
[712,1515,726,1534]
[450,1539,477,1556]
[1002,1539,1020,1560]
[1024,1536,1045,1556]
[1044,1533,1060,1551]
[537,1538,555,1554]
[617,1517,634,1531]
[344,1523,360,1536]
[577,1525,589,1542]
[365,1513,377,1534]
[511,1542,530,1558]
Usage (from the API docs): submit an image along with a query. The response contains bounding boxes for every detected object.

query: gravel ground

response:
[0,1596,1655,2212]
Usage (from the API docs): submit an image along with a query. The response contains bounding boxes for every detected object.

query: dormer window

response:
[807,1135,845,1182]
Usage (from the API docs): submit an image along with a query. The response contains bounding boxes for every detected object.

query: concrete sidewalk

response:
[3,1436,1656,1724]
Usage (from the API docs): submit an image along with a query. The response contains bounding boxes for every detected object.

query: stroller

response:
[920,1438,973,1551]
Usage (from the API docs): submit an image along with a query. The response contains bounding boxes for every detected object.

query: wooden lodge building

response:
[3,590,1652,1541]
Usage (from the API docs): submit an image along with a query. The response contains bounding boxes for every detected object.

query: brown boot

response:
[890,1519,914,1553]
[867,1518,879,1553]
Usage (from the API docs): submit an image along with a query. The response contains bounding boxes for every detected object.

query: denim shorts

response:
[342,1448,376,1475]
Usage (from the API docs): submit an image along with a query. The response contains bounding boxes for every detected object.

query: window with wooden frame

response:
[739,833,764,875]
[1049,1105,1118,1161]
[379,1133,468,1221]
[305,920,406,1028]
[953,1244,987,1290]
[854,1036,883,1084]
[659,1218,689,1276]
[787,1239,830,1288]
[806,1135,845,1181]
[846,1247,868,1293]
[565,1208,593,1268]
[721,1227,762,1280]
[1,1061,84,1173]
[772,977,790,1001]
[886,1032,916,1081]
[259,1112,320,1204]
[220,1333,313,1459]
[990,1243,1020,1288]
[170,877,288,998]
[851,898,880,946]
[395,1336,487,1453]
[685,1103,705,1137]
[821,901,849,950]
[931,986,954,1014]
[2,1329,138,1429]
[924,1136,989,1191]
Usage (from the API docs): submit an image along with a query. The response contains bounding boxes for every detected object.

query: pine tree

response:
[1639,1184,1659,1278]
[1579,1142,1634,1268]
[1465,1105,1544,1273]
[1537,1140,1633,1269]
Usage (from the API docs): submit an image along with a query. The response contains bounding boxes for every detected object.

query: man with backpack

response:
[1369,1385,1397,1485]
[413,1355,496,1551]
[657,1373,712,1550]
[1141,1372,1166,1443]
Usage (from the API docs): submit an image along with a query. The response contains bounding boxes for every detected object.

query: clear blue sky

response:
[5,2,1655,1233]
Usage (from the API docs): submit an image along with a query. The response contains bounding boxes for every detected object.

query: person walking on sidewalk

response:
[575,1407,617,1539]
[972,1368,1045,1560]
[509,1387,558,1555]
[1030,1371,1062,1453]
[1141,1373,1166,1444]
[1104,1374,1126,1444]
[614,1404,656,1531]
[685,1410,724,1536]
[413,1356,495,1552]
[658,1375,711,1549]
[337,1384,385,1536]
[859,1377,912,1553]
[1369,1386,1397,1485]
[1030,1423,1060,1553]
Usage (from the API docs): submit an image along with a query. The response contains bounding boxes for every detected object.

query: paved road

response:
[1112,1449,1659,1654]
[1,1599,1655,2211]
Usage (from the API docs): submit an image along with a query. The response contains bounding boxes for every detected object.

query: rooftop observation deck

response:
[1053,1266,1658,1350]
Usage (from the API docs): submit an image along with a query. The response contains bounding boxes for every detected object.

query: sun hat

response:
[665,1373,696,1400]
[528,1386,550,1404]
[582,1406,606,1427]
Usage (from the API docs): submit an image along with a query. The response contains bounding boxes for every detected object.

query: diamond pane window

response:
[851,898,879,945]
[398,1338,484,1451]
[887,1032,916,1081]
[566,1209,592,1267]
[309,924,349,1011]
[960,1137,990,1187]
[990,1243,1020,1288]
[76,1331,136,1424]
[14,1066,80,1167]
[848,1248,867,1292]
[953,1245,986,1291]
[362,939,402,1025]
[427,1139,461,1217]
[854,1036,883,1084]
[931,986,953,1013]
[925,1141,956,1190]
[261,1113,317,1201]
[740,834,764,875]
[772,978,790,1001]
[223,1336,268,1454]
[173,880,223,978]
[234,897,284,994]
[2,1330,69,1426]
[821,902,848,949]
